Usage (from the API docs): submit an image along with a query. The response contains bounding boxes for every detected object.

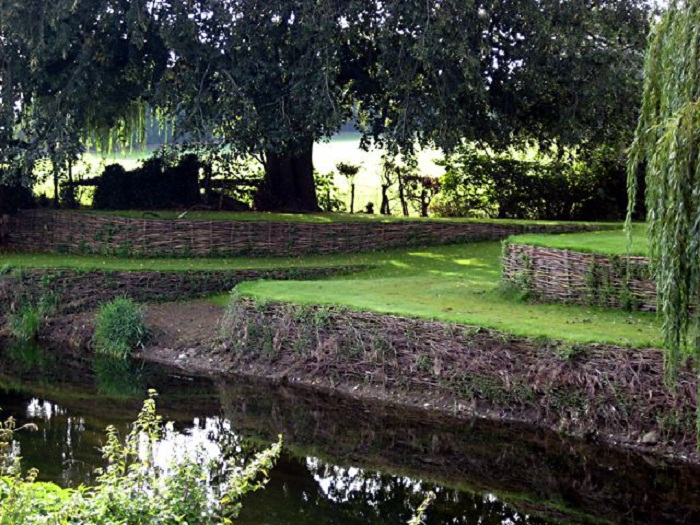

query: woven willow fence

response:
[7,210,603,257]
[502,243,656,311]
[222,299,695,450]
[0,266,355,314]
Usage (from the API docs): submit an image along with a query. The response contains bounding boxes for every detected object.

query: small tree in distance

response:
[336,162,361,214]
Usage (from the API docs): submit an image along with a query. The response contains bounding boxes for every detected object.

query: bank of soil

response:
[9,297,698,465]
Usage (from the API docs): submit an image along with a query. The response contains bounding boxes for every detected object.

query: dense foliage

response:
[1,0,652,211]
[0,181,33,215]
[93,155,200,210]
[627,0,700,385]
[0,0,166,196]
[434,147,632,221]
[0,393,282,524]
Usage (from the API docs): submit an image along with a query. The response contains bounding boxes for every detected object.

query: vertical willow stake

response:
[627,0,700,443]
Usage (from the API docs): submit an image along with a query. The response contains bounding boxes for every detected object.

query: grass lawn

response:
[2,235,661,347]
[216,241,662,348]
[0,252,371,272]
[70,209,609,227]
[507,223,649,257]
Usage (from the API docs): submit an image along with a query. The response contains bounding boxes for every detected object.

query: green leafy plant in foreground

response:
[93,296,148,359]
[0,392,283,524]
[407,491,436,525]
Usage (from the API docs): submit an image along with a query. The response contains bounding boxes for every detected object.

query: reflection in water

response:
[93,356,147,397]
[1,352,700,524]
[5,340,48,372]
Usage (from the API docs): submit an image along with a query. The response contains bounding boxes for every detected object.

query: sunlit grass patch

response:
[508,223,648,256]
[221,241,662,348]
[2,237,661,347]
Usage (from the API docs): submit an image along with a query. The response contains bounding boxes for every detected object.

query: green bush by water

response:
[93,297,147,359]
[0,393,282,524]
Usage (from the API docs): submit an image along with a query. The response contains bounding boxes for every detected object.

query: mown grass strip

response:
[70,209,613,227]
[507,223,648,256]
[2,233,662,347]
[220,242,662,348]
[0,252,375,272]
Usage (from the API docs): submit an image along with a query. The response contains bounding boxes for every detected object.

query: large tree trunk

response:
[254,140,320,212]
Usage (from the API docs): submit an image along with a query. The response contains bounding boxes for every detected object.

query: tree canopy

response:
[1,0,652,211]
[627,0,700,385]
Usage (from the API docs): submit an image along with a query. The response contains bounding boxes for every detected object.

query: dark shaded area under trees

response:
[0,0,652,214]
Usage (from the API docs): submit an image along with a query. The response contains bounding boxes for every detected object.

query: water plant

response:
[93,296,147,359]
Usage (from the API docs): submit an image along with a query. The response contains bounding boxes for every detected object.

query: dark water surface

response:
[2,346,700,524]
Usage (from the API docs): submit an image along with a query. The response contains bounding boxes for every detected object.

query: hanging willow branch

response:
[627,0,700,387]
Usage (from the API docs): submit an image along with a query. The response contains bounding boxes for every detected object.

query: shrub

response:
[316,170,346,212]
[92,164,132,210]
[93,297,147,359]
[432,145,638,221]
[92,154,201,210]
[0,393,282,524]
[6,294,56,343]
[0,168,34,214]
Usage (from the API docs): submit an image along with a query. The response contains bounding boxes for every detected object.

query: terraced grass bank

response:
[0,266,360,314]
[5,209,606,258]
[215,298,696,455]
[503,225,656,311]
[2,225,693,458]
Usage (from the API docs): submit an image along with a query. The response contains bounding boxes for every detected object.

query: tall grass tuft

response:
[7,303,43,342]
[93,297,147,359]
[5,290,58,343]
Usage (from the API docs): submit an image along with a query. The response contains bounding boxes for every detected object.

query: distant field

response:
[314,132,442,210]
[507,223,649,257]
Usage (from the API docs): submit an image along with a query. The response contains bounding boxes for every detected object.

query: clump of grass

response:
[6,294,56,342]
[93,297,147,359]
[7,303,43,342]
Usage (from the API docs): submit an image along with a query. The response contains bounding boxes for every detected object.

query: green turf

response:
[507,223,649,256]
[70,209,610,227]
[2,237,662,347]
[214,241,662,348]
[0,252,371,272]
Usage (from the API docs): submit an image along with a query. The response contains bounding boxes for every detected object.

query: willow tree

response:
[0,0,166,202]
[627,0,700,386]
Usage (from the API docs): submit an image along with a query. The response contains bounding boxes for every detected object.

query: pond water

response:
[2,346,700,524]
